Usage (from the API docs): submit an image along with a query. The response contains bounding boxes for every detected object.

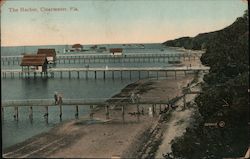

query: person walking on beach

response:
[54,92,58,105]
[131,92,135,103]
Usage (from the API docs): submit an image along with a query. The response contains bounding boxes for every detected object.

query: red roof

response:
[72,44,83,48]
[37,49,56,59]
[20,54,47,66]
[110,48,123,53]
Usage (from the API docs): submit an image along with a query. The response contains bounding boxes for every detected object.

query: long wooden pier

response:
[1,66,209,79]
[1,52,202,65]
[1,97,173,122]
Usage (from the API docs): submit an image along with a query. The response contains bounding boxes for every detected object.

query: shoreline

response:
[3,75,195,158]
[3,51,202,158]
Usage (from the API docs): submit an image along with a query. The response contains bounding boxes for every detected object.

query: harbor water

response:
[1,43,186,149]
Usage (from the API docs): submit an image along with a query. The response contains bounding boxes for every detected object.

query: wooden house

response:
[20,54,48,72]
[110,48,123,56]
[72,44,83,51]
[37,49,56,64]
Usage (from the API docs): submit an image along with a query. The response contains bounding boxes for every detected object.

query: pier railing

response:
[1,96,167,107]
[1,96,173,122]
[1,52,202,65]
[1,66,210,79]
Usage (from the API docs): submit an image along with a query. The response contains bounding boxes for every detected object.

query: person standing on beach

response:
[54,92,58,105]
[131,92,135,103]
[136,94,140,103]
[58,94,63,105]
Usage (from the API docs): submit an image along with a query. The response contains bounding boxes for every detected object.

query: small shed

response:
[20,54,48,72]
[37,49,56,64]
[110,48,123,56]
[72,44,83,51]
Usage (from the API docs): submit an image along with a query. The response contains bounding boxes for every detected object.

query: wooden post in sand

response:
[122,105,125,122]
[183,94,186,109]
[152,104,155,115]
[159,104,162,113]
[105,105,109,119]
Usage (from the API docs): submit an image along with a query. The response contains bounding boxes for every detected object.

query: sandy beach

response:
[3,52,202,158]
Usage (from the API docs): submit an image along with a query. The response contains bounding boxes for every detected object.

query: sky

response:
[1,0,248,46]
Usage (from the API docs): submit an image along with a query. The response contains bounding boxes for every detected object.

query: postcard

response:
[1,0,249,158]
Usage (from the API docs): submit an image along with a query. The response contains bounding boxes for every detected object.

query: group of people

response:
[159,103,178,114]
[128,107,144,116]
[54,92,63,105]
[130,92,140,103]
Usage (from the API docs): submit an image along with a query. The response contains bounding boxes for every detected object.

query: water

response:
[1,43,184,149]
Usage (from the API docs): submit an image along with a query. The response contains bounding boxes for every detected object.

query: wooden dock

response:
[1,97,173,122]
[1,66,209,79]
[1,52,202,65]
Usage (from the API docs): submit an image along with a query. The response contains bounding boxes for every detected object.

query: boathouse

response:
[20,54,48,72]
[110,48,123,56]
[72,44,83,51]
[37,49,56,64]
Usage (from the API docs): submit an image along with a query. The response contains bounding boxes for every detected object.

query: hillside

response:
[163,13,248,50]
[165,10,249,158]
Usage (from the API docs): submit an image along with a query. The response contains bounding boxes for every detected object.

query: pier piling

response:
[122,105,125,122]
[75,105,79,119]
[105,105,109,119]
[14,106,19,121]
[90,105,94,119]
[59,105,62,121]
[2,107,4,123]
[112,71,114,80]
[44,106,49,123]
[29,106,33,121]
[69,71,71,79]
